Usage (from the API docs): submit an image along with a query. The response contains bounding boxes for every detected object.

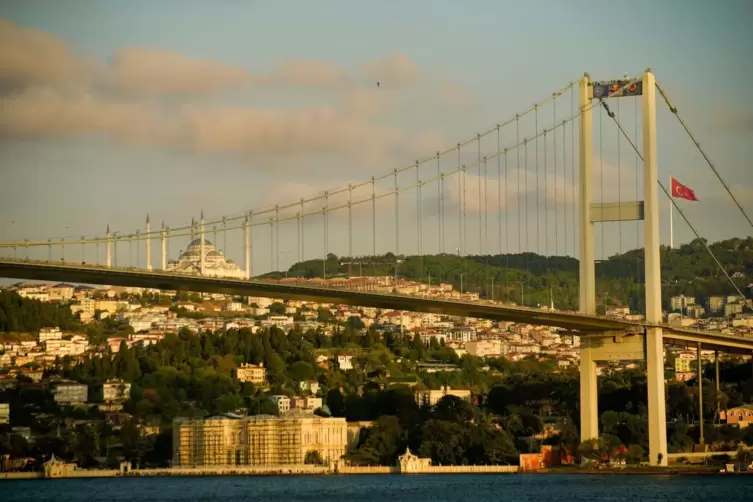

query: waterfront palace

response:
[172,411,348,467]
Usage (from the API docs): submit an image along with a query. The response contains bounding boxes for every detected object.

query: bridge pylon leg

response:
[579,344,599,444]
[646,326,668,466]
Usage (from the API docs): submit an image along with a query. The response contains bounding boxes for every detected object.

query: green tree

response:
[304,450,325,464]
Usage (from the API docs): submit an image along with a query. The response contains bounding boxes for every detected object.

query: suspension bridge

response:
[2,69,753,466]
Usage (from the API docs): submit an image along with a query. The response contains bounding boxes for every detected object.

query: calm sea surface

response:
[3,474,752,501]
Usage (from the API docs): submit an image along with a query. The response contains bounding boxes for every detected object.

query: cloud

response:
[712,106,753,134]
[0,86,406,164]
[104,48,255,96]
[0,18,93,90]
[0,18,474,168]
[360,54,421,87]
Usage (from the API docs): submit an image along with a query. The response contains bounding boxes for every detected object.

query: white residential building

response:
[52,381,88,405]
[336,355,353,371]
[415,387,472,407]
[38,327,63,343]
[299,380,320,395]
[271,395,291,414]
[102,379,131,402]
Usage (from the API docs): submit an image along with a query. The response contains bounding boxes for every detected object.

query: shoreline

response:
[2,466,751,481]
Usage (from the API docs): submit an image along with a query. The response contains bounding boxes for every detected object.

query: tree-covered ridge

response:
[269,237,752,312]
[0,291,79,333]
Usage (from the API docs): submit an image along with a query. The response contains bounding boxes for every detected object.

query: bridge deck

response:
[1,260,752,354]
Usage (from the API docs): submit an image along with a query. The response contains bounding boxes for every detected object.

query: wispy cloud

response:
[0,19,471,167]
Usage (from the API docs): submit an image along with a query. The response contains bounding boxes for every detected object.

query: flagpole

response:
[669,176,674,249]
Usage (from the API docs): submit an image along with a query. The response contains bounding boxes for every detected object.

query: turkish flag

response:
[670,177,698,201]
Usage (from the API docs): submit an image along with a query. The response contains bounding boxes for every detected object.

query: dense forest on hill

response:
[269,237,753,313]
[0,291,79,333]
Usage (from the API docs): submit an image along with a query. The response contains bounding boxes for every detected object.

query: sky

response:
[1,0,752,275]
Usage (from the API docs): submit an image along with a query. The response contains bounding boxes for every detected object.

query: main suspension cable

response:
[600,98,753,310]
[655,80,753,230]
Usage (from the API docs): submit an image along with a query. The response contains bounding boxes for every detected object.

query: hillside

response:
[268,237,753,313]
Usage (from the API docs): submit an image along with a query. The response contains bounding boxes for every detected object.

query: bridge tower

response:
[578,69,667,465]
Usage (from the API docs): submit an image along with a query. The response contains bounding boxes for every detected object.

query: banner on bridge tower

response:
[592,80,643,99]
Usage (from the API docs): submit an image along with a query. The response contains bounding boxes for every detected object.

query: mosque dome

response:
[187,238,213,247]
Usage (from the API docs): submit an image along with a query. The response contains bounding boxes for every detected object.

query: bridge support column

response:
[145,215,152,271]
[105,225,111,268]
[579,344,599,443]
[646,327,668,466]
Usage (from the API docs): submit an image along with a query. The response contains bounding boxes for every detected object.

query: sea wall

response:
[127,465,330,477]
[1,463,517,480]
[0,472,42,480]
[335,465,396,474]
[334,464,517,475]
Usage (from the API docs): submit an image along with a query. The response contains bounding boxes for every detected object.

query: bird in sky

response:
[377,81,380,88]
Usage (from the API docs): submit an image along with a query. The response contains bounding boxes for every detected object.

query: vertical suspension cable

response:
[300,200,305,262]
[275,206,279,271]
[269,218,273,272]
[371,178,376,259]
[504,149,509,300]
[571,85,576,260]
[483,156,489,295]
[516,115,521,254]
[394,169,399,257]
[460,164,468,256]
[617,99,623,254]
[535,105,541,256]
[440,172,445,254]
[416,162,422,281]
[484,156,489,257]
[457,144,461,256]
[599,106,605,262]
[166,227,170,265]
[634,97,641,283]
[348,185,353,259]
[437,152,441,254]
[477,134,482,256]
[546,128,552,257]
[524,138,529,269]
[562,119,567,257]
[223,217,227,259]
[497,127,502,258]
[553,94,558,257]
[297,213,301,264]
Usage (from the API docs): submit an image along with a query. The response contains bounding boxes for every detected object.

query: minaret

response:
[243,214,250,279]
[190,217,196,241]
[550,287,554,311]
[199,210,205,276]
[161,220,167,270]
[105,224,111,268]
[145,214,152,271]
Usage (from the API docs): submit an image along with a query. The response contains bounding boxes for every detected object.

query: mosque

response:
[166,237,246,279]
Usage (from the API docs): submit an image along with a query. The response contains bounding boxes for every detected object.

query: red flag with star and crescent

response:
[670,177,698,201]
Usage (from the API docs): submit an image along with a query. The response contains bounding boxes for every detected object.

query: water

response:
[3,474,752,501]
